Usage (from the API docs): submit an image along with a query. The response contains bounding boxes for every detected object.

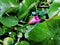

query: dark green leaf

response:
[15,42,21,45]
[18,0,39,19]
[28,22,52,42]
[9,32,16,38]
[28,16,60,42]
[0,26,9,36]
[46,16,60,37]
[0,27,5,36]
[20,41,30,45]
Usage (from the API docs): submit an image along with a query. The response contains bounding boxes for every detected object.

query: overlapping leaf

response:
[28,16,60,42]
[0,0,18,18]
[48,0,60,18]
[18,0,39,19]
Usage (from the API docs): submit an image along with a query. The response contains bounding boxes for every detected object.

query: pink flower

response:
[28,15,41,24]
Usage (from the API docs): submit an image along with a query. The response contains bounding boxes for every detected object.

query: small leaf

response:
[9,32,16,38]
[3,37,14,45]
[15,41,30,45]
[20,41,30,45]
[0,27,8,36]
[15,42,21,45]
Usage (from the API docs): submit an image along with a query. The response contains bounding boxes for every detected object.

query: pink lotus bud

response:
[28,15,41,24]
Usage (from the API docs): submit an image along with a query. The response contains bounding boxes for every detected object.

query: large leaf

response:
[28,22,52,42]
[42,16,60,45]
[54,32,60,45]
[18,0,39,19]
[0,0,18,18]
[28,16,60,42]
[42,29,60,45]
[39,36,60,45]
[46,16,60,37]
[0,16,18,27]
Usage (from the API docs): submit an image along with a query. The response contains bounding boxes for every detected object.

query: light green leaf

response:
[0,39,3,43]
[3,37,14,45]
[0,16,18,27]
[54,0,60,3]
[48,3,60,18]
[0,0,18,18]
